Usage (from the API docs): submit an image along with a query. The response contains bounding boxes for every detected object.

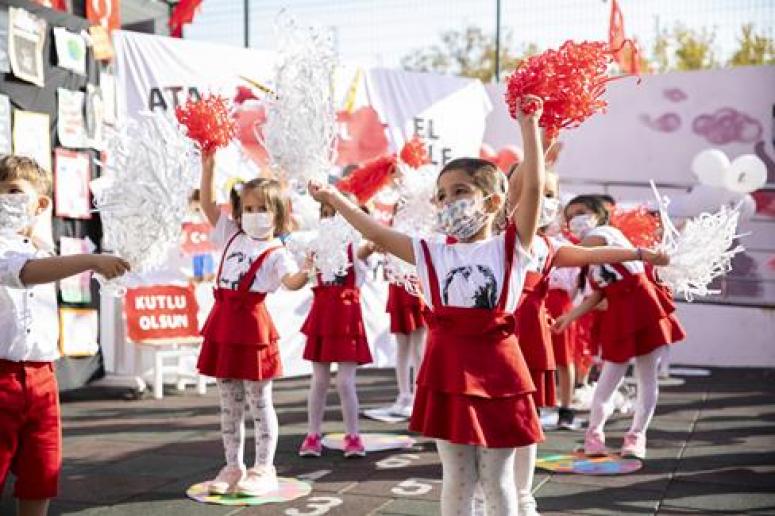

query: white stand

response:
[133,338,209,399]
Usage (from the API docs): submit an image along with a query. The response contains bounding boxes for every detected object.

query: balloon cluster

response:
[175,94,236,155]
[651,182,744,301]
[91,111,199,295]
[691,149,767,194]
[262,14,337,183]
[505,40,632,138]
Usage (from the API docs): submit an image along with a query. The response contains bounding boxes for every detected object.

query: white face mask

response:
[568,213,598,239]
[0,193,34,234]
[436,196,490,240]
[241,212,275,239]
[538,196,561,228]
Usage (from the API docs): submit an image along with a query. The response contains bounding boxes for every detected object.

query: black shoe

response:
[557,407,576,430]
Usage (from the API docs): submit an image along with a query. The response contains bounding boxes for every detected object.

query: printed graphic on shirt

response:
[219,251,255,290]
[442,265,498,309]
[590,263,623,288]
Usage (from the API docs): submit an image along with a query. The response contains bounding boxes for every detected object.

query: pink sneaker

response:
[584,429,607,456]
[208,464,245,495]
[621,432,647,459]
[299,433,323,457]
[343,434,366,458]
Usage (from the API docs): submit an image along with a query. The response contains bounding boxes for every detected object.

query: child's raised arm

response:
[17,254,130,286]
[511,95,545,250]
[554,246,670,268]
[199,152,221,227]
[308,181,414,264]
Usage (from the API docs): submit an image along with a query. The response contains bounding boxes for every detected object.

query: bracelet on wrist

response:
[636,247,644,261]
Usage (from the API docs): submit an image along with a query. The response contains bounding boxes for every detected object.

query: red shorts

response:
[0,360,61,500]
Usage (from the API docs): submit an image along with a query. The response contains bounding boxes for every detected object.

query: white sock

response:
[217,379,246,467]
[336,362,360,435]
[245,379,278,470]
[307,362,332,435]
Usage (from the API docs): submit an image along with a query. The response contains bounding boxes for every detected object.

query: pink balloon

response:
[480,143,497,162]
[496,145,523,172]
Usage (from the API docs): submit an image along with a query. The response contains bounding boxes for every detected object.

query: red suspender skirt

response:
[592,263,686,363]
[409,225,544,448]
[301,245,372,364]
[386,283,426,335]
[546,287,576,368]
[515,235,556,408]
[198,232,283,380]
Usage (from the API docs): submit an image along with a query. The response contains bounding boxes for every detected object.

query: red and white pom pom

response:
[505,40,636,138]
[175,94,236,154]
[609,205,662,249]
[337,155,397,204]
[399,136,430,169]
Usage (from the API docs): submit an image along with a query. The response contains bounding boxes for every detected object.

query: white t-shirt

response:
[587,225,644,288]
[211,216,298,293]
[312,244,367,288]
[547,235,579,293]
[412,232,534,312]
[0,234,60,362]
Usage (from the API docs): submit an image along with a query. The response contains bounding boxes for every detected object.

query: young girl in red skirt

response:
[505,169,670,514]
[385,281,426,417]
[196,153,309,496]
[554,195,686,459]
[309,96,546,515]
[298,201,375,458]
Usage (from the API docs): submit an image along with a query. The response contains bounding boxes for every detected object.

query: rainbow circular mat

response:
[186,477,311,506]
[322,432,415,452]
[537,452,642,475]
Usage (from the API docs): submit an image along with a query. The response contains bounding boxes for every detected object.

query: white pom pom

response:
[650,181,745,301]
[308,215,359,283]
[261,13,337,184]
[384,164,439,292]
[90,111,199,295]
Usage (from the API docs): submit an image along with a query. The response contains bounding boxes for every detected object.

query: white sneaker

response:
[235,466,278,497]
[519,496,541,516]
[388,395,413,417]
[208,464,245,495]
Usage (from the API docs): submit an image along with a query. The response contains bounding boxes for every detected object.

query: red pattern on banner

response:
[169,0,203,38]
[125,285,200,341]
[87,0,120,32]
[32,0,68,11]
[181,222,215,255]
[335,107,389,166]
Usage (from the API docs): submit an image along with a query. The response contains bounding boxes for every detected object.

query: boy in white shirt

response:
[0,155,129,516]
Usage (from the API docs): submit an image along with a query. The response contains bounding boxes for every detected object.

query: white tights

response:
[514,444,537,509]
[394,327,426,401]
[217,379,278,469]
[436,440,517,516]
[307,362,360,435]
[589,345,666,436]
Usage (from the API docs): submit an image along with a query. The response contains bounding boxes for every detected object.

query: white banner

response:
[108,32,491,380]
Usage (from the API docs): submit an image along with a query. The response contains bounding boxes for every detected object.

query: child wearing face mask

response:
[0,155,129,516]
[197,152,309,497]
[309,96,546,516]
[553,195,685,460]
[298,201,376,459]
[505,167,670,515]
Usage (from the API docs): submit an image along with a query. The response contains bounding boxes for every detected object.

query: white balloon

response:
[691,149,730,187]
[736,194,757,222]
[723,154,767,194]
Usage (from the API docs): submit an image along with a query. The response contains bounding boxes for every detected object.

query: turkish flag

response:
[335,107,389,166]
[170,0,203,38]
[87,0,120,32]
[32,0,69,11]
[608,0,640,75]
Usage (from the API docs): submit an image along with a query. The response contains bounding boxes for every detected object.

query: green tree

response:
[652,24,718,72]
[401,26,538,82]
[729,24,775,66]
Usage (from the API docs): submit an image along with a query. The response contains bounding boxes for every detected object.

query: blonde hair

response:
[232,178,291,235]
[0,155,51,195]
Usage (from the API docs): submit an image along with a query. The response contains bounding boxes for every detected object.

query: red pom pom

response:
[175,94,236,155]
[505,40,633,138]
[609,206,662,248]
[233,86,258,105]
[337,155,397,204]
[399,136,429,169]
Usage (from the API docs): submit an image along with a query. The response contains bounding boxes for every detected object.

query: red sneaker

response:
[343,434,366,458]
[299,433,323,457]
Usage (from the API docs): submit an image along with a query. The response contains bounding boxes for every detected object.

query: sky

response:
[184,0,775,73]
